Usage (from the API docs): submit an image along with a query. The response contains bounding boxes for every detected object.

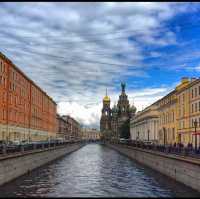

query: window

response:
[3,109,6,120]
[192,104,194,113]
[9,82,12,91]
[199,101,200,112]
[192,89,194,98]
[195,103,198,112]
[195,87,198,97]
[15,96,17,106]
[0,61,4,73]
[10,95,12,105]
[199,86,200,95]
[3,92,6,102]
[172,128,175,140]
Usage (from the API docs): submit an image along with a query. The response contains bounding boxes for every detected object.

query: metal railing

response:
[110,140,200,159]
[0,140,85,156]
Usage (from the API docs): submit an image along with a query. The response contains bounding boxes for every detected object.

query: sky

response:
[1,2,200,129]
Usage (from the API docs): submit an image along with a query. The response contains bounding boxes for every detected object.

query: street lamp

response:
[194,119,198,152]
[137,131,140,140]
[147,129,150,141]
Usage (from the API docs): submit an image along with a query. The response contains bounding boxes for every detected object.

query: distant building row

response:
[80,128,101,141]
[130,77,200,147]
[56,114,81,141]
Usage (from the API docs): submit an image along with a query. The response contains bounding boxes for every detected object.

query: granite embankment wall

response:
[105,143,200,192]
[0,143,84,186]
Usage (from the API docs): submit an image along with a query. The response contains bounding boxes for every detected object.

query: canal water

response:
[0,143,199,197]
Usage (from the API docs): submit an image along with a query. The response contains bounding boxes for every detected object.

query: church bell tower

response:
[100,89,111,132]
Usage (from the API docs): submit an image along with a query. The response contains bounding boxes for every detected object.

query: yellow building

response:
[157,90,177,145]
[80,128,101,141]
[176,77,200,147]
[130,77,200,148]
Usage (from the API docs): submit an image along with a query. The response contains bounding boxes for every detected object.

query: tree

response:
[119,119,130,139]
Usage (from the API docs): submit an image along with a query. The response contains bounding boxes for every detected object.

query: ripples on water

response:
[0,144,199,197]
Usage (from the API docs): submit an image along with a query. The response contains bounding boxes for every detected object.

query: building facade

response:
[157,90,177,145]
[131,77,200,148]
[130,103,159,143]
[80,128,101,141]
[100,83,136,140]
[0,52,57,142]
[62,115,81,141]
[176,77,200,147]
[56,114,68,140]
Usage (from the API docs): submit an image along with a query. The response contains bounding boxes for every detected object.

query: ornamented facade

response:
[100,83,136,140]
[130,102,159,143]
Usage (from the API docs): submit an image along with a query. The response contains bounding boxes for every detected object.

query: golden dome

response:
[103,88,110,102]
[103,95,110,102]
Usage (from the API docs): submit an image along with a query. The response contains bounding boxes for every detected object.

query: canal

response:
[0,143,199,197]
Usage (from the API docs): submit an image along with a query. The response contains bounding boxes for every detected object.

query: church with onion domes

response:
[100,83,136,140]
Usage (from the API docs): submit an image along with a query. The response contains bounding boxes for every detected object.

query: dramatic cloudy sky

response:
[1,2,200,129]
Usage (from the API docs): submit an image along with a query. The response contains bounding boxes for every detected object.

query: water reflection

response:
[0,144,199,197]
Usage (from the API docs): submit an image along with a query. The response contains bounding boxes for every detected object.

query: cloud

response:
[0,2,198,128]
[57,84,174,129]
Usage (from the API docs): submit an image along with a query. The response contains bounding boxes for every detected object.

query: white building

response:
[130,103,159,143]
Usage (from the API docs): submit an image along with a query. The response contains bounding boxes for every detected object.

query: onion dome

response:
[130,104,137,113]
[103,88,110,102]
[103,95,110,102]
[112,104,118,113]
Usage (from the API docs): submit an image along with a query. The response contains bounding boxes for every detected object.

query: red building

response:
[0,52,57,142]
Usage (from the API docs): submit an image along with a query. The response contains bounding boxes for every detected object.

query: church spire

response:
[103,88,110,102]
[121,82,126,93]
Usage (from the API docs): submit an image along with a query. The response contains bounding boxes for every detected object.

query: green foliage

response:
[119,119,130,139]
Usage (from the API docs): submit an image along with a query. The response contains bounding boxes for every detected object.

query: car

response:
[11,140,21,146]
[21,140,29,144]
[143,141,153,145]
[119,138,130,144]
[0,140,6,146]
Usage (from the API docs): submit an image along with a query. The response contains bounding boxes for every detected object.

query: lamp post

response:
[194,119,198,152]
[137,131,139,140]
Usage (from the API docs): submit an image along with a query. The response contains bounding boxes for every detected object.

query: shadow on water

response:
[0,143,199,198]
